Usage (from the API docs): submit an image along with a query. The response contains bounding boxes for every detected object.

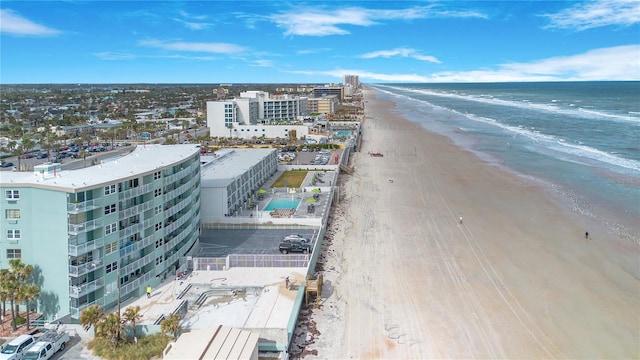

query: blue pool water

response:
[264,198,300,211]
[335,130,351,138]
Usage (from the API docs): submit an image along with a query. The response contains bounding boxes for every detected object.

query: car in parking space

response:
[283,234,310,243]
[36,152,48,159]
[0,162,14,168]
[278,241,312,254]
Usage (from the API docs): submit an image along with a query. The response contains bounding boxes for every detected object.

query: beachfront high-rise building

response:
[312,86,344,101]
[0,145,201,320]
[206,91,310,140]
[342,75,359,89]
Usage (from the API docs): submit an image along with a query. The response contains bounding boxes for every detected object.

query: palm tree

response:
[97,312,125,346]
[0,270,12,318]
[80,304,104,334]
[7,259,33,331]
[160,313,181,341]
[122,305,142,339]
[20,285,39,330]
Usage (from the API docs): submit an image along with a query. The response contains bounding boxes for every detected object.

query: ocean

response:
[368,81,639,243]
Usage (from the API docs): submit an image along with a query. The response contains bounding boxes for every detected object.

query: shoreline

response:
[292,88,639,358]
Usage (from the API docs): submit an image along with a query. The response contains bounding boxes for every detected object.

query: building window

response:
[155,222,162,231]
[5,190,19,200]
[104,184,116,195]
[154,205,162,215]
[105,241,117,255]
[6,209,20,219]
[153,171,162,180]
[104,204,116,215]
[154,189,162,197]
[106,261,118,273]
[155,256,163,265]
[7,230,21,240]
[155,239,163,248]
[105,223,117,235]
[6,249,21,259]
[129,178,139,188]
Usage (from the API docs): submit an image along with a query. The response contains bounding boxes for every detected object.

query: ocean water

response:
[368,82,640,242]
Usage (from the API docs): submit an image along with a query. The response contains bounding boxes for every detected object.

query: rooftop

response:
[200,148,276,188]
[0,144,200,191]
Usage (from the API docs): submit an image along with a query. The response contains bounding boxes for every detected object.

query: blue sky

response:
[1,1,639,84]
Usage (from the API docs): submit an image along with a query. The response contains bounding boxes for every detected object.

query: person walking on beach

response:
[146,285,152,298]
[285,277,290,290]
[459,216,463,225]
[585,231,589,240]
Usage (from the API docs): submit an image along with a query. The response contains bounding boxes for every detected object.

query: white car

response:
[283,234,309,243]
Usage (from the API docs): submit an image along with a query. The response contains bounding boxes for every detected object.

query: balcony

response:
[70,277,104,298]
[67,199,100,214]
[70,297,106,319]
[118,183,152,201]
[119,202,153,220]
[69,259,103,277]
[68,237,105,257]
[121,253,154,275]
[120,235,154,257]
[68,219,103,235]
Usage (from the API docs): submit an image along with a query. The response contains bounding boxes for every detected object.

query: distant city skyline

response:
[1,1,639,84]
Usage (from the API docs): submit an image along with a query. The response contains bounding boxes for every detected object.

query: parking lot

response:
[195,229,318,257]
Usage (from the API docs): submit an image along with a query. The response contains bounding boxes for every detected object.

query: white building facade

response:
[206,91,310,140]
[199,148,278,222]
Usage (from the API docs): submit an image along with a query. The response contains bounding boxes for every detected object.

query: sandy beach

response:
[292,88,639,359]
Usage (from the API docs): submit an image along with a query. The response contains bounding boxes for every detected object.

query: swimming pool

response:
[264,198,301,211]
[335,130,351,138]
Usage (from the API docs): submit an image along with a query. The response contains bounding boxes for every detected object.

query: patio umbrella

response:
[257,189,267,194]
[306,197,316,203]
[311,188,321,193]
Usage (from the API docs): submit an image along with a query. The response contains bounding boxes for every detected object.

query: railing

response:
[68,237,105,257]
[68,219,103,235]
[118,183,152,201]
[67,199,100,214]
[120,271,153,297]
[69,259,102,277]
[70,297,106,319]
[121,253,154,275]
[70,277,104,298]
[121,222,143,238]
[120,235,154,257]
[163,161,199,184]
[119,201,153,220]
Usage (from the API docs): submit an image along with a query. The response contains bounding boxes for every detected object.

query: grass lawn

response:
[271,170,308,188]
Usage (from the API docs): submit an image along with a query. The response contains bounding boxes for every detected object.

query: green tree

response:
[122,305,142,339]
[6,260,34,331]
[97,312,125,346]
[80,304,104,335]
[18,284,39,330]
[160,313,181,341]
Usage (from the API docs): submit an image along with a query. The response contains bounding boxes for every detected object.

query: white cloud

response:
[0,9,61,36]
[543,0,640,31]
[297,48,332,55]
[173,18,213,30]
[361,48,441,63]
[251,59,274,67]
[294,45,640,82]
[271,5,486,36]
[93,52,137,60]
[139,39,247,54]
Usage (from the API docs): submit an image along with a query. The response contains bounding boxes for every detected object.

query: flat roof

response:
[1,144,200,191]
[200,148,275,188]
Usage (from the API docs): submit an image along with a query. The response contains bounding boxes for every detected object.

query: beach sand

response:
[291,89,639,359]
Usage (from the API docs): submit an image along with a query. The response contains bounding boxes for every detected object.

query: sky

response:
[1,0,639,84]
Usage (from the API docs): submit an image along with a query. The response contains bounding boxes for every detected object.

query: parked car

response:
[0,334,35,360]
[36,152,48,159]
[283,234,309,243]
[0,162,14,168]
[278,241,312,254]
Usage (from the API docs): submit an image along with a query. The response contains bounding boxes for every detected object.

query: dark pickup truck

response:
[278,241,312,254]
